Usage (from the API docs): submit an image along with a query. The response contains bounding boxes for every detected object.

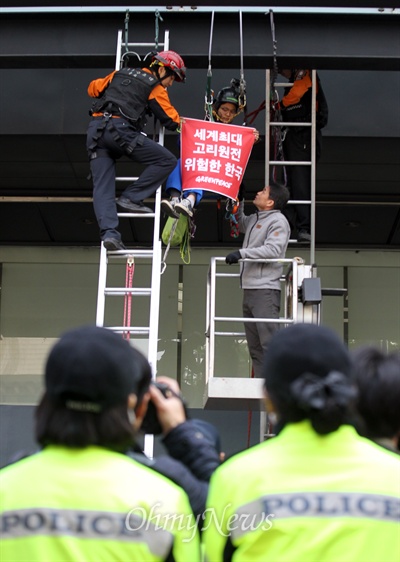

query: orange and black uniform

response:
[86,67,180,243]
[281,70,323,236]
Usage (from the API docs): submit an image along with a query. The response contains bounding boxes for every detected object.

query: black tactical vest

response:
[90,68,159,124]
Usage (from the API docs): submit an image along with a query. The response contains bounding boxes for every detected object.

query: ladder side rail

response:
[208,256,218,383]
[310,69,317,264]
[96,244,108,326]
[96,29,123,326]
[205,265,211,385]
[115,29,123,70]
[144,30,170,459]
[147,31,168,375]
[265,69,271,185]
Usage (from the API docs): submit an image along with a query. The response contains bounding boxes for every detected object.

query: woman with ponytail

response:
[203,323,400,562]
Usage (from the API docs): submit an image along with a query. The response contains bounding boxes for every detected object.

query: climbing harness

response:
[122,257,135,340]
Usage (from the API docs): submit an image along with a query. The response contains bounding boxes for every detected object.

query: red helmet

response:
[152,50,186,83]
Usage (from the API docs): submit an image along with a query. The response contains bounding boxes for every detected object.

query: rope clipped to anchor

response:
[269,9,287,185]
[121,9,163,68]
[204,11,215,121]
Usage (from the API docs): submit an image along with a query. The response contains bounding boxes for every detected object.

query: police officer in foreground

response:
[0,326,200,561]
[203,323,400,562]
[87,51,186,251]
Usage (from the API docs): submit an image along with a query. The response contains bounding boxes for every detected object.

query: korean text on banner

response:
[181,117,255,200]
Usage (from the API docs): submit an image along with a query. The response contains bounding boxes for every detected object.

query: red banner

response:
[180,117,255,200]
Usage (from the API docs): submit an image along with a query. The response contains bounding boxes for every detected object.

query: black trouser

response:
[242,288,281,378]
[86,117,177,240]
[283,127,322,233]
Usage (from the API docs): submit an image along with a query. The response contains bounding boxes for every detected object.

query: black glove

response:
[225,251,241,265]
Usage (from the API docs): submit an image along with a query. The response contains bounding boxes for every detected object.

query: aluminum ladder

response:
[266,68,319,264]
[96,29,170,457]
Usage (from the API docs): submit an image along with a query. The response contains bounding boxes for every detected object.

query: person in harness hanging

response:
[161,79,259,219]
[278,69,328,243]
[86,50,186,251]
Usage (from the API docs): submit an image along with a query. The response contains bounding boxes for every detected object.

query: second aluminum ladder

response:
[266,69,319,264]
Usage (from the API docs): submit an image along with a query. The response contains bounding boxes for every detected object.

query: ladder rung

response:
[124,42,165,48]
[289,238,310,244]
[214,331,246,337]
[270,161,311,166]
[270,121,312,127]
[288,199,312,204]
[105,326,150,334]
[214,317,294,324]
[105,249,154,257]
[273,81,295,87]
[104,288,152,296]
[116,212,156,218]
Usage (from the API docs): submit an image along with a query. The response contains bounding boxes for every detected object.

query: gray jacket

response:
[238,205,290,290]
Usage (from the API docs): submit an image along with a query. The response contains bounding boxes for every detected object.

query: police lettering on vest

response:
[2,507,173,558]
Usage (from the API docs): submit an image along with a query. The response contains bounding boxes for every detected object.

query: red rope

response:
[123,258,135,340]
[244,99,266,126]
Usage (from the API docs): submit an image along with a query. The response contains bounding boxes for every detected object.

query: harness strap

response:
[161,218,179,274]
[88,113,112,158]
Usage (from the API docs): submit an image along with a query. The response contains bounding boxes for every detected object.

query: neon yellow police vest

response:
[1,445,200,562]
[203,421,400,562]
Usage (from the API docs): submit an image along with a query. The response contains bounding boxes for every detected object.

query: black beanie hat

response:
[45,325,152,412]
[263,323,352,395]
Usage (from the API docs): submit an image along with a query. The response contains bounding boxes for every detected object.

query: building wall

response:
[1,245,399,402]
[0,245,399,463]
